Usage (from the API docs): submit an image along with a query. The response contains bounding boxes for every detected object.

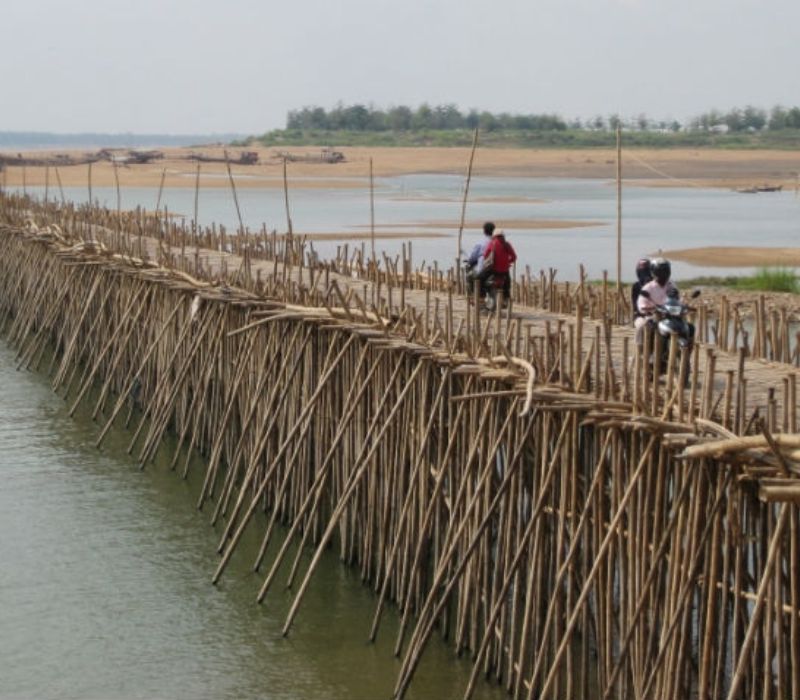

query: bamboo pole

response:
[616,123,622,300]
[283,156,293,240]
[369,157,376,268]
[456,128,479,294]
[725,503,790,700]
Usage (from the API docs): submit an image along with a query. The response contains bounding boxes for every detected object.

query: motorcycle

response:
[483,272,509,313]
[463,262,508,312]
[639,288,700,374]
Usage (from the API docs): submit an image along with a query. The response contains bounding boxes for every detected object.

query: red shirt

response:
[485,236,517,273]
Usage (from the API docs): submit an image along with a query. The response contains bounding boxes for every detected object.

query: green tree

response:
[387,106,413,130]
[434,104,464,129]
[343,104,370,130]
[465,109,480,129]
[724,108,744,131]
[769,106,787,130]
[742,105,766,131]
[479,111,497,131]
[786,107,800,128]
[411,104,434,130]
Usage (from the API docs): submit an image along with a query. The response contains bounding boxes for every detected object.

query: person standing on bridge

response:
[465,221,495,298]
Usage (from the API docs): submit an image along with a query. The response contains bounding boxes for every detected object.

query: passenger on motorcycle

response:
[631,258,652,318]
[479,228,517,301]
[634,257,677,346]
[465,221,495,297]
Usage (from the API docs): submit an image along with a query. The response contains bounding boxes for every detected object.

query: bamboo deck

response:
[1,192,800,700]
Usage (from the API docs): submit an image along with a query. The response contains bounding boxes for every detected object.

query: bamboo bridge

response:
[1,192,800,700]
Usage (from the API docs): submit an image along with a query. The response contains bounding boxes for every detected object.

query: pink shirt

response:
[637,280,677,315]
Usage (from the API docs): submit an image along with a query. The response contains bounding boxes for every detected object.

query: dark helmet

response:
[650,257,671,281]
[635,258,652,284]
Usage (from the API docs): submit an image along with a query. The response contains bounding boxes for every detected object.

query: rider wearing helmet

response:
[631,258,652,318]
[465,221,495,297]
[635,258,678,345]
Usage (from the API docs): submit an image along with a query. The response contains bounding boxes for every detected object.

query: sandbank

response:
[389,196,548,204]
[284,231,448,241]
[357,218,605,231]
[2,145,799,191]
[662,246,800,267]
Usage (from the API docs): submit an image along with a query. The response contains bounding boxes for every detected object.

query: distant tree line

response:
[688,106,800,132]
[284,103,800,134]
[286,104,568,132]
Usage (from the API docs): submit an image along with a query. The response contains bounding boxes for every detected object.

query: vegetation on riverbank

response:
[248,128,800,150]
[678,268,800,294]
[244,103,800,150]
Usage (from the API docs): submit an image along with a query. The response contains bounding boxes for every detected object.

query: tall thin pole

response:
[113,161,121,219]
[617,122,622,297]
[113,160,123,251]
[155,167,167,213]
[194,162,202,261]
[224,151,245,234]
[369,157,376,267]
[457,128,479,293]
[616,123,622,297]
[224,151,247,279]
[282,157,293,238]
[193,163,201,234]
[54,166,65,205]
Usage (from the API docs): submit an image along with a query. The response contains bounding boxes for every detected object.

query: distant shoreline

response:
[0,132,247,152]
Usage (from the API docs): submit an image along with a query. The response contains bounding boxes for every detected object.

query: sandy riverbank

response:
[2,145,799,190]
[664,247,800,268]
[356,218,605,231]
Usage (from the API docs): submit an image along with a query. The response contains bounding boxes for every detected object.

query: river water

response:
[12,175,800,281]
[0,342,506,700]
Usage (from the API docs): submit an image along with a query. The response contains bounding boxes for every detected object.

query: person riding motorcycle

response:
[465,221,495,298]
[478,228,517,302]
[634,257,678,347]
[636,258,699,378]
[631,257,652,319]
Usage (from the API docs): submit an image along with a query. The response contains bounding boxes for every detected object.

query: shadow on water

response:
[0,342,507,700]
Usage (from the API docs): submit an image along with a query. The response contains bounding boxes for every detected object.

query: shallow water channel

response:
[15,176,800,281]
[0,341,506,700]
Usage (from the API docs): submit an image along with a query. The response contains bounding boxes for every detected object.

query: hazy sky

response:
[3,0,798,134]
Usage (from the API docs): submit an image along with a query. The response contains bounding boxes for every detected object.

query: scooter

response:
[482,272,510,313]
[464,262,507,312]
[639,288,700,373]
[464,260,503,312]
